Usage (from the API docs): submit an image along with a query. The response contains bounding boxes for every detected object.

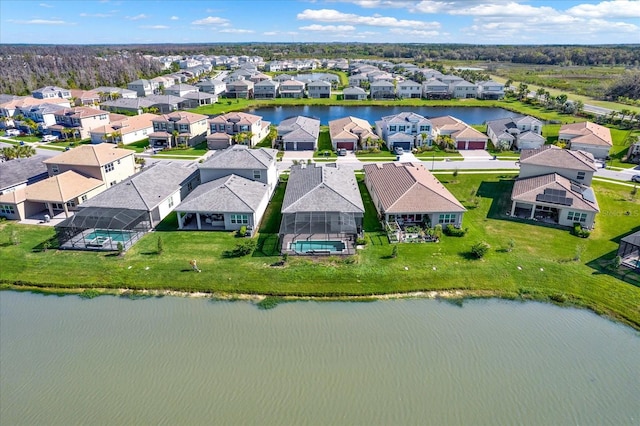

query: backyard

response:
[1,173,638,329]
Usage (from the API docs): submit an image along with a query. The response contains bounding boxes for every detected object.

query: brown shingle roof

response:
[519,145,597,171]
[43,143,134,167]
[24,171,104,202]
[363,162,466,214]
[560,121,612,147]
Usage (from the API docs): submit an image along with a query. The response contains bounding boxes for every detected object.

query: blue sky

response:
[1,0,639,45]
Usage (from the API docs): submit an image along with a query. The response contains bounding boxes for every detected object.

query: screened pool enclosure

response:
[279,211,361,236]
[55,207,150,251]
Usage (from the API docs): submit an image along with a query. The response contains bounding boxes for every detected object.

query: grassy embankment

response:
[1,174,638,329]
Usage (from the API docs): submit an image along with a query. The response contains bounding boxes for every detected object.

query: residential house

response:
[144,94,187,113]
[127,79,159,97]
[164,84,199,98]
[198,144,278,197]
[181,92,218,108]
[100,98,156,115]
[254,79,279,99]
[450,80,478,99]
[69,89,101,107]
[15,102,66,132]
[423,78,450,99]
[225,79,254,99]
[329,116,379,151]
[363,162,466,229]
[430,115,488,150]
[277,116,320,151]
[50,106,110,139]
[375,112,433,152]
[438,75,464,85]
[279,79,306,98]
[397,80,422,99]
[307,80,332,99]
[510,173,599,229]
[0,155,49,195]
[248,72,271,84]
[626,142,640,163]
[32,86,71,100]
[93,87,138,100]
[477,80,505,100]
[279,163,364,254]
[486,116,544,151]
[206,112,270,149]
[348,73,369,88]
[559,121,613,159]
[149,111,209,148]
[517,145,598,185]
[43,143,137,187]
[196,79,227,96]
[274,74,296,83]
[151,75,176,90]
[0,96,70,121]
[342,86,368,101]
[369,80,396,100]
[90,113,157,145]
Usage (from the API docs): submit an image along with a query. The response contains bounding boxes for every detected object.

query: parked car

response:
[41,135,58,142]
[337,148,347,156]
[394,146,404,155]
[5,129,20,137]
[631,175,640,183]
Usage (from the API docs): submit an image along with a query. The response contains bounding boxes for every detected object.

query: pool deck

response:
[59,229,146,252]
[281,233,356,256]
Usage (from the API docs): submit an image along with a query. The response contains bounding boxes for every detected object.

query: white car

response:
[5,129,20,137]
[41,135,58,142]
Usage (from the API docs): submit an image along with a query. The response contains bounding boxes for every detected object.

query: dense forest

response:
[1,43,639,97]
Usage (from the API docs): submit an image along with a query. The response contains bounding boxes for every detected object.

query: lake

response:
[1,291,639,425]
[247,105,517,125]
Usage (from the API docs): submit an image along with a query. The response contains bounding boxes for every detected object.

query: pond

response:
[248,105,518,125]
[1,291,638,425]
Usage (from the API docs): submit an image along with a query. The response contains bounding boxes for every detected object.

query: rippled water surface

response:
[1,291,639,425]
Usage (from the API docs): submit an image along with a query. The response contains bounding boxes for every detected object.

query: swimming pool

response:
[290,240,346,254]
[84,229,136,243]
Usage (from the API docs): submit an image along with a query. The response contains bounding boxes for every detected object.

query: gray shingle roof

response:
[201,145,277,170]
[519,145,597,171]
[177,174,268,213]
[282,164,364,213]
[0,155,49,191]
[278,116,320,142]
[81,162,197,211]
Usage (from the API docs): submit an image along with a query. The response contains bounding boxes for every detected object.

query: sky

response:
[1,0,639,45]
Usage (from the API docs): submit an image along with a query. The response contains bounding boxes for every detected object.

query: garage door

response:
[337,141,354,150]
[395,142,411,151]
[468,141,486,150]
[456,141,466,150]
[285,142,296,151]
[296,142,315,151]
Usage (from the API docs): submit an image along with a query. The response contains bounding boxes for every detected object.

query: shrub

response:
[571,223,591,238]
[470,241,490,258]
[256,296,282,310]
[116,242,124,256]
[355,237,367,245]
[230,239,257,257]
[391,245,398,258]
[237,225,247,237]
[433,224,443,239]
[444,224,466,237]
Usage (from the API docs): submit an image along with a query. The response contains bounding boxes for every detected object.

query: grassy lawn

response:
[608,128,640,169]
[14,135,41,143]
[124,139,150,153]
[48,139,92,149]
[1,174,639,328]
[159,141,208,157]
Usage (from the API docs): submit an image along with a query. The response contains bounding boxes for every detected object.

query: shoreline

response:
[2,284,636,331]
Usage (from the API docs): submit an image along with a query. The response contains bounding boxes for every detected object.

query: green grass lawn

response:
[158,141,208,157]
[1,174,639,328]
[48,139,92,149]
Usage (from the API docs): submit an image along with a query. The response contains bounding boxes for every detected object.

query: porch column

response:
[177,212,183,229]
[62,202,70,218]
[196,213,202,230]
[510,201,516,216]
[47,202,55,217]
[529,205,536,219]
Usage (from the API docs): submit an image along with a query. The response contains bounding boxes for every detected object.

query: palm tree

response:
[1,146,18,160]
[16,144,36,158]
[171,130,179,149]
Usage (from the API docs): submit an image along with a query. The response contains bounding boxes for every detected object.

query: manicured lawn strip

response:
[1,175,638,329]
[48,139,92,149]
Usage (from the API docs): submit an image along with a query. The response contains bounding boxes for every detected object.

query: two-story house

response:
[149,111,209,148]
[164,84,199,98]
[342,86,368,101]
[225,79,254,99]
[375,112,433,152]
[307,80,331,99]
[196,79,227,96]
[32,86,72,100]
[206,112,270,149]
[397,80,422,99]
[369,80,396,100]
[450,80,478,99]
[510,145,599,228]
[51,106,111,139]
[254,79,280,99]
[477,80,505,100]
[422,78,450,99]
[279,79,306,99]
[90,113,157,145]
[127,79,159,97]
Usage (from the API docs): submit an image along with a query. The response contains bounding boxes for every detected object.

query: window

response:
[438,213,456,224]
[567,211,587,223]
[66,200,76,208]
[105,163,114,173]
[253,170,261,180]
[230,214,249,224]
[51,165,59,174]
[80,195,87,202]
[389,125,397,132]
[577,172,585,180]
[0,205,15,215]
[168,196,174,208]
[110,181,117,187]
[52,203,64,210]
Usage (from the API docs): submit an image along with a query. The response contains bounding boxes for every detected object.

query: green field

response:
[1,174,638,329]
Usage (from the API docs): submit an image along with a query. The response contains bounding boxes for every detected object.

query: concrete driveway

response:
[458,149,493,160]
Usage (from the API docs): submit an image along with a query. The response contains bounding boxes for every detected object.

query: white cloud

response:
[8,19,74,25]
[297,8,439,28]
[140,25,169,29]
[299,24,356,31]
[219,28,254,33]
[567,0,640,18]
[389,28,440,37]
[263,31,299,36]
[39,3,54,7]
[80,12,114,18]
[170,16,179,20]
[125,14,147,21]
[191,16,230,26]
[449,2,557,17]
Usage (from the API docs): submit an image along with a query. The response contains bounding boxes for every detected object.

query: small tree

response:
[391,245,398,258]
[117,241,124,256]
[157,235,164,254]
[470,241,490,258]
[631,185,637,200]
[506,238,516,253]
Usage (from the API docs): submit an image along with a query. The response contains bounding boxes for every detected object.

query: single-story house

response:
[430,115,488,150]
[277,116,320,151]
[342,86,368,101]
[329,116,379,151]
[363,162,466,228]
[175,174,270,234]
[559,121,612,159]
[510,173,599,229]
